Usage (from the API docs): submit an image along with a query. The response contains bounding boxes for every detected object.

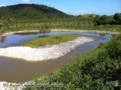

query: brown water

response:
[0,46,78,82]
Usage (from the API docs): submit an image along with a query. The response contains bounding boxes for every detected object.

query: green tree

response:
[113,13,121,24]
[96,15,113,25]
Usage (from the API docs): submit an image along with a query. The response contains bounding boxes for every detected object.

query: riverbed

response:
[0,31,112,82]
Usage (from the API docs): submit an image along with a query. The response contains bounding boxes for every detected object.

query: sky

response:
[0,0,121,15]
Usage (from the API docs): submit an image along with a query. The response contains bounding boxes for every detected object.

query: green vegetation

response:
[22,34,81,47]
[0,4,67,19]
[24,34,121,90]
[0,4,121,33]
[0,3,120,90]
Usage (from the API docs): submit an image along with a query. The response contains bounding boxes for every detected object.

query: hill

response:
[0,4,68,19]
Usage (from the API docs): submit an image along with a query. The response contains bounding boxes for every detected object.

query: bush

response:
[105,35,121,59]
[24,35,121,90]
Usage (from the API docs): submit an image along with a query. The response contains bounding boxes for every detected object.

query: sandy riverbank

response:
[51,29,120,34]
[0,37,93,61]
[1,29,120,36]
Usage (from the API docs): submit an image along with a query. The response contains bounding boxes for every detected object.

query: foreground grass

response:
[22,34,81,48]
[24,35,121,90]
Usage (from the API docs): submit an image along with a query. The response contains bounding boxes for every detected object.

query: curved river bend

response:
[0,31,112,82]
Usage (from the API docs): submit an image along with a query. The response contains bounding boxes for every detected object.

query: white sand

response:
[0,81,19,90]
[2,29,119,36]
[0,81,34,90]
[0,37,94,61]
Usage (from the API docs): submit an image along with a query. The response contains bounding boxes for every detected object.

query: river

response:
[0,31,112,82]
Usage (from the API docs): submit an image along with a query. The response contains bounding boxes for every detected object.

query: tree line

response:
[95,13,121,25]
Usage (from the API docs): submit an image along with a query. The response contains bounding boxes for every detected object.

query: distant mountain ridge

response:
[0,4,68,19]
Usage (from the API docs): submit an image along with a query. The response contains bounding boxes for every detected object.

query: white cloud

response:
[22,0,31,4]
[0,4,3,7]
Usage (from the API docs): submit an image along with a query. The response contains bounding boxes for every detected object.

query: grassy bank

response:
[22,34,81,48]
[0,20,121,33]
[24,34,121,90]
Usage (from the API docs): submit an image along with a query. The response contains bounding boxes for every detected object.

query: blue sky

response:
[0,0,121,15]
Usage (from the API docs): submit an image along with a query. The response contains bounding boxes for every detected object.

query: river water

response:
[0,31,112,82]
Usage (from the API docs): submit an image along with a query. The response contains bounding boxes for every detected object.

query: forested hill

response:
[0,4,69,19]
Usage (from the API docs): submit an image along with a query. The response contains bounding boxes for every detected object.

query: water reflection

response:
[0,36,5,43]
[103,34,112,41]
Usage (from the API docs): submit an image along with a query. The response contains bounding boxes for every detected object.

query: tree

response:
[113,13,121,24]
[96,15,113,25]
